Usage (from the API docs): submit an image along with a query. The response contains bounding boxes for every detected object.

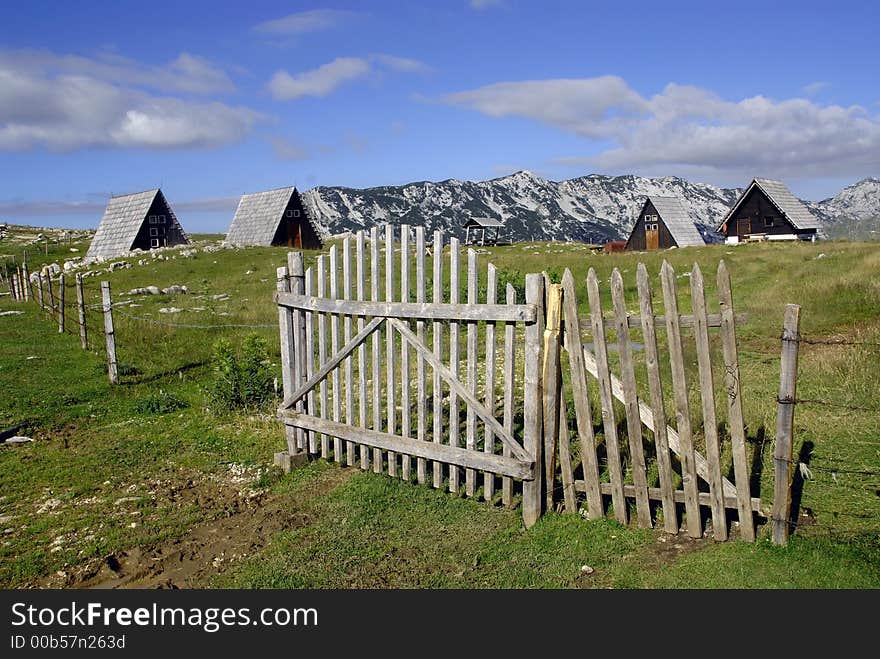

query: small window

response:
[158,215,166,224]
[148,215,157,224]
[150,238,160,248]
[149,227,158,237]
[292,209,301,217]
[286,210,293,218]
[763,216,774,228]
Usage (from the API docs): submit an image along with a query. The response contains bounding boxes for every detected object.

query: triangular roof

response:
[226,186,322,246]
[463,217,504,228]
[719,178,819,231]
[87,189,185,259]
[645,196,705,246]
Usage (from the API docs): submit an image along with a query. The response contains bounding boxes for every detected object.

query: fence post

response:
[21,263,30,302]
[10,268,19,301]
[44,269,55,313]
[289,252,308,453]
[76,274,88,349]
[57,273,65,333]
[522,272,545,528]
[36,271,44,309]
[773,303,801,546]
[541,281,563,511]
[101,281,118,384]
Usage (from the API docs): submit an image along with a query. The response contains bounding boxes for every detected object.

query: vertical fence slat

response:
[343,237,355,465]
[329,245,343,462]
[371,226,383,473]
[304,267,317,454]
[317,255,330,459]
[717,261,755,541]
[691,263,728,541]
[21,263,30,302]
[558,385,576,513]
[636,264,678,534]
[276,266,297,454]
[385,224,398,477]
[289,252,307,452]
[400,225,411,481]
[45,269,55,312]
[483,263,498,502]
[542,281,563,512]
[76,273,88,350]
[448,237,461,494]
[660,260,702,538]
[586,268,627,525]
[57,273,66,334]
[610,269,652,528]
[502,283,516,507]
[773,304,801,546]
[101,281,118,385]
[357,231,369,470]
[36,270,44,310]
[432,230,444,489]
[465,249,478,497]
[560,269,602,519]
[522,273,545,528]
[415,227,428,485]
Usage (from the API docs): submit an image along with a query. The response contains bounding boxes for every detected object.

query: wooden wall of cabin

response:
[625,200,677,251]
[131,196,188,252]
[724,187,804,238]
[271,192,323,249]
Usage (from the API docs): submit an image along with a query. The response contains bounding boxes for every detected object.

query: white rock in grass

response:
[158,307,183,314]
[161,285,188,295]
[0,310,23,316]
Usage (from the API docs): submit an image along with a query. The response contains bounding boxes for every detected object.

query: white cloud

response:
[803,81,830,96]
[372,54,430,73]
[269,57,371,100]
[0,48,235,95]
[444,76,880,180]
[0,53,261,151]
[252,9,355,35]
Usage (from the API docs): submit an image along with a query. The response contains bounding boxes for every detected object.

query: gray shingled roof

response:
[720,178,819,231]
[463,217,505,228]
[226,186,298,246]
[86,189,158,260]
[648,196,705,247]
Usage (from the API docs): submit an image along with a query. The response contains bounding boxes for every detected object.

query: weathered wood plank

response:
[586,268,627,525]
[522,273,545,528]
[101,281,118,385]
[502,283,516,507]
[329,246,343,462]
[448,237,461,493]
[573,482,765,513]
[385,223,398,477]
[317,255,330,459]
[558,381,576,513]
[343,237,355,465]
[773,304,801,546]
[432,229,444,488]
[660,260,702,538]
[718,261,755,541]
[415,226,428,485]
[356,231,369,470]
[579,312,749,333]
[277,266,295,451]
[560,269,602,520]
[610,269,652,528]
[483,262,498,502]
[388,318,530,463]
[275,293,537,322]
[304,267,317,454]
[370,226,382,472]
[57,273,66,333]
[280,411,533,480]
[542,281,563,511]
[400,224,411,481]
[75,273,88,350]
[465,249,478,496]
[636,263,677,533]
[691,263,728,540]
[289,252,308,452]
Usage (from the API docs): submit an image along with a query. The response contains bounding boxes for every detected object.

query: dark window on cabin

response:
[158,215,166,224]
[149,215,157,224]
[763,216,774,228]
[286,210,293,218]
[293,209,300,217]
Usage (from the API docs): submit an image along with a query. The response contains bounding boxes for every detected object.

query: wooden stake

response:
[541,281,563,511]
[57,273,65,333]
[277,265,298,454]
[432,230,444,488]
[773,304,801,546]
[522,272,545,528]
[101,281,118,384]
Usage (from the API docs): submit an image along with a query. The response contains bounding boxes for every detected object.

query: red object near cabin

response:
[603,240,627,253]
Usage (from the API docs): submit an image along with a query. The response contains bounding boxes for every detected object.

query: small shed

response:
[226,186,323,249]
[463,217,505,246]
[717,178,819,243]
[625,196,705,251]
[86,189,189,260]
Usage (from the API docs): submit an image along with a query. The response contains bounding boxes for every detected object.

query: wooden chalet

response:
[226,186,323,249]
[718,178,819,243]
[463,217,506,246]
[625,196,705,251]
[86,189,189,260]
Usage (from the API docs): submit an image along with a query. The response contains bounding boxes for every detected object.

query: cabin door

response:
[737,218,750,238]
[286,219,303,248]
[645,222,659,250]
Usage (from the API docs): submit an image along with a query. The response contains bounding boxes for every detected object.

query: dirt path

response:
[70,466,352,589]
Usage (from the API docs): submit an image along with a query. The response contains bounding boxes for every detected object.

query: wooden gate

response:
[274,225,546,526]
[547,262,764,541]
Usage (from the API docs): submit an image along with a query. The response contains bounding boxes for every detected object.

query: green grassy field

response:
[1,228,877,588]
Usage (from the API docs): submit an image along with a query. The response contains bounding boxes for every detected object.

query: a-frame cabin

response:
[225,186,323,249]
[625,196,705,251]
[718,178,819,243]
[86,189,189,260]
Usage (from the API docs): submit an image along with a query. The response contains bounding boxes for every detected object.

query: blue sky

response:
[1,0,878,231]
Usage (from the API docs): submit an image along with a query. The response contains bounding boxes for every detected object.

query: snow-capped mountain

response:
[301,171,876,243]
